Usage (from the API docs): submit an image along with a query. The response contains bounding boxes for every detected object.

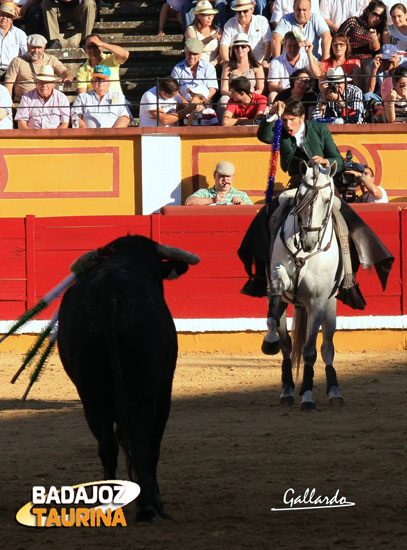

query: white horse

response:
[262,160,344,411]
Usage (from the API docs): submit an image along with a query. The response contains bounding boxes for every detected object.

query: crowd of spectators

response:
[1,0,407,128]
[145,0,407,127]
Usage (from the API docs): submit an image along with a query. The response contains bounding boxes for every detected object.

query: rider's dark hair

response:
[283,99,305,118]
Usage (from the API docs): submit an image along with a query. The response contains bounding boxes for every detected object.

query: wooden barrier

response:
[0,125,407,218]
[0,208,405,325]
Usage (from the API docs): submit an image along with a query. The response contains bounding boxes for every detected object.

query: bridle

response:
[291,164,334,253]
[280,164,335,302]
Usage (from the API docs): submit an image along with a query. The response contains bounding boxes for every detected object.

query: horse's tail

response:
[291,306,307,379]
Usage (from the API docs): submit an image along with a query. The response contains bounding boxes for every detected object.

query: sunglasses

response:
[371,11,383,17]
[333,42,346,47]
[238,9,251,14]
[234,45,248,49]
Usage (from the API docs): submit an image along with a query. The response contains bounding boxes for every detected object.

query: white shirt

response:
[0,25,27,71]
[295,121,306,147]
[139,86,182,127]
[72,89,131,128]
[267,48,310,89]
[221,14,272,63]
[359,186,388,203]
[385,23,407,53]
[0,83,12,129]
[271,0,319,23]
[319,0,367,29]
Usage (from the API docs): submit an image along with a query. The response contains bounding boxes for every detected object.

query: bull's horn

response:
[156,244,200,265]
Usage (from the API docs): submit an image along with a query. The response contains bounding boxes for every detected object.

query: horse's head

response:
[291,160,336,252]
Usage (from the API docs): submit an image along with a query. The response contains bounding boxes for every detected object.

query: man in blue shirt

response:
[171,37,218,101]
[272,0,330,60]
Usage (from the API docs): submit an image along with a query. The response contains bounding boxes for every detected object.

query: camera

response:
[328,82,339,93]
[334,150,365,203]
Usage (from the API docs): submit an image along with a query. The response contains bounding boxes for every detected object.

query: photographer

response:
[312,66,365,124]
[347,166,388,203]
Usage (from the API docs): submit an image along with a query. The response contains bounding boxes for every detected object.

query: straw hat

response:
[321,67,352,84]
[0,2,19,19]
[34,65,59,82]
[232,33,251,47]
[231,0,255,12]
[193,1,218,15]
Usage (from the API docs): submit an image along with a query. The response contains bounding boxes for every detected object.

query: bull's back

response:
[57,266,177,394]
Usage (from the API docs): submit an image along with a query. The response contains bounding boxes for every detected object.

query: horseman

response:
[238,98,393,308]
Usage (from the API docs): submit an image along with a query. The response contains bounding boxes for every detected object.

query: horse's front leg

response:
[300,302,327,411]
[321,296,344,407]
[278,306,295,405]
[262,263,291,355]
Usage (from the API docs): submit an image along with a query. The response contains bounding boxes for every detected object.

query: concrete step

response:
[94,20,183,36]
[52,32,185,50]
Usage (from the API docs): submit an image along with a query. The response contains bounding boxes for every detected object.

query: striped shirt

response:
[190,186,253,205]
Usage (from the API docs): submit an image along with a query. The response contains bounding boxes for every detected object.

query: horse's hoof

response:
[261,339,280,355]
[329,396,344,408]
[280,395,294,406]
[328,386,344,407]
[300,401,316,412]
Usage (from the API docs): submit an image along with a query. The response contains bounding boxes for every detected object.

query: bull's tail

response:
[290,306,307,379]
[103,294,164,521]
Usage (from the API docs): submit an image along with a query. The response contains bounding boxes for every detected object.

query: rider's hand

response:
[311,156,329,166]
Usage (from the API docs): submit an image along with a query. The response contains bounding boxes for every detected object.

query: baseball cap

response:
[215,161,235,176]
[380,44,398,60]
[91,65,111,79]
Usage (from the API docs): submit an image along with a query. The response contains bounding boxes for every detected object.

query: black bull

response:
[57,235,199,521]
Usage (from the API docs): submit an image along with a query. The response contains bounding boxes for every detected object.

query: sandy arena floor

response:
[0,349,406,550]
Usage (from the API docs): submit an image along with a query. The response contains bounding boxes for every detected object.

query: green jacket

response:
[257,119,344,176]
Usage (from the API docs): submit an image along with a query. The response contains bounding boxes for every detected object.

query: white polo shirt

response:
[267,49,310,89]
[221,14,272,63]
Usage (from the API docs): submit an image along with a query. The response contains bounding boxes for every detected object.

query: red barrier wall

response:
[0,208,405,322]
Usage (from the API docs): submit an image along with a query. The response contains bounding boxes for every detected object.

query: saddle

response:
[239,198,394,310]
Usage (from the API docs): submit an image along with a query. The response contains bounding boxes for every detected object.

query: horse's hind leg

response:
[321,297,344,407]
[299,307,321,411]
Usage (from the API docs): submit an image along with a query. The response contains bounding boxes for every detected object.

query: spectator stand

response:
[43,0,185,117]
